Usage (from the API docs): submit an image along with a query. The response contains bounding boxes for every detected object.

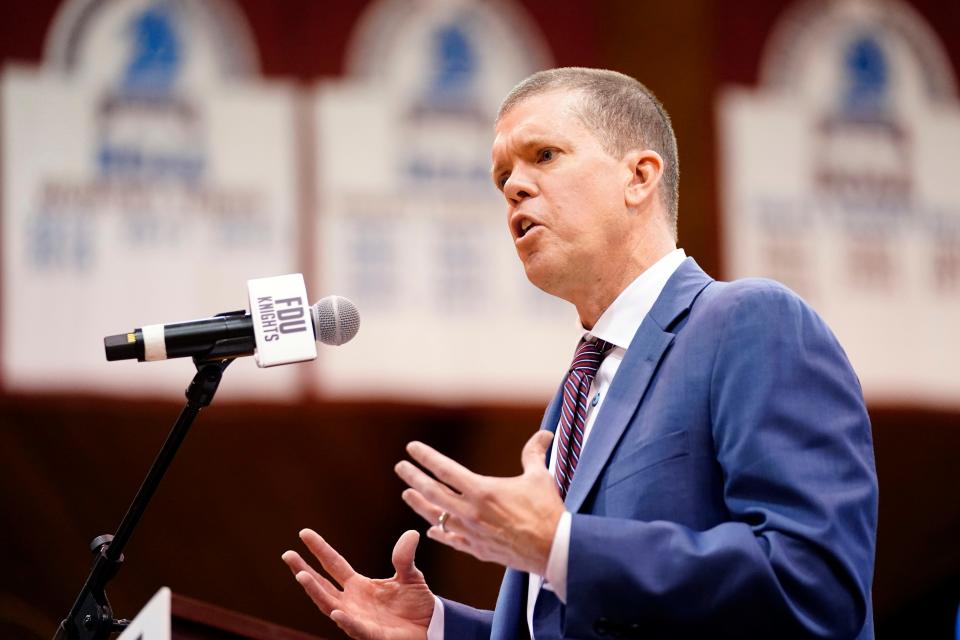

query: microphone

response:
[104,295,360,364]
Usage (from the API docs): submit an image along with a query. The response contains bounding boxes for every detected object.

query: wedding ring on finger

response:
[437,511,450,533]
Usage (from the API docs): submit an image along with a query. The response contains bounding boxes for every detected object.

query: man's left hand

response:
[394,430,564,576]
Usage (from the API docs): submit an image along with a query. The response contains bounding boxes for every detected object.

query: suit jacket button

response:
[593,617,610,635]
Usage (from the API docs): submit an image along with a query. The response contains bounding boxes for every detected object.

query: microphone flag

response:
[246,274,318,367]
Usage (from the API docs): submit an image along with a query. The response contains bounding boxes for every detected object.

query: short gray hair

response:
[498,68,679,235]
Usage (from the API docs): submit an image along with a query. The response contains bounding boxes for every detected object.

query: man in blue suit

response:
[283,68,878,639]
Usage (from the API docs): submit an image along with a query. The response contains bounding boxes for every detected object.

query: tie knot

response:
[570,337,613,376]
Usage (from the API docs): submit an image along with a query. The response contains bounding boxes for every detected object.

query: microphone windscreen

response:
[312,296,360,346]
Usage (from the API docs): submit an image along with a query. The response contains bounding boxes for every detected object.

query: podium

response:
[118,588,325,640]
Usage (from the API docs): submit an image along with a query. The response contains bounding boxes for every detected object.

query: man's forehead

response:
[493,119,552,148]
[492,91,585,153]
[495,90,582,133]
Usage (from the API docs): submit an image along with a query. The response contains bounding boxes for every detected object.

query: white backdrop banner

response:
[311,0,580,403]
[2,0,301,399]
[718,0,960,408]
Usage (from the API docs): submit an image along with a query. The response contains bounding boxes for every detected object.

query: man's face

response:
[491,90,635,301]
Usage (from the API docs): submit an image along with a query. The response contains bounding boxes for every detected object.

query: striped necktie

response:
[555,336,613,499]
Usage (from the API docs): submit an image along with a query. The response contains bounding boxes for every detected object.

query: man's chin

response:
[522,259,561,296]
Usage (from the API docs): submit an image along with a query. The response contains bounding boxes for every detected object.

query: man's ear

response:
[624,149,664,208]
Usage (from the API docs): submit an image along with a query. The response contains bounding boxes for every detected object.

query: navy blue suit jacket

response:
[443,258,878,639]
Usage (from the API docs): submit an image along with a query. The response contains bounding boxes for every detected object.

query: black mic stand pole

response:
[54,355,235,640]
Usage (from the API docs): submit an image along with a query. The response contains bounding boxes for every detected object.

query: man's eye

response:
[537,148,556,162]
[497,174,509,189]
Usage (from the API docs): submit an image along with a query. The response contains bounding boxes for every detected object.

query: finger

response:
[299,529,356,586]
[330,609,376,640]
[394,460,465,513]
[281,550,341,599]
[521,430,555,472]
[426,525,474,556]
[406,441,478,493]
[399,490,472,552]
[391,529,422,581]
[295,570,340,617]
[281,550,321,580]
[401,488,448,528]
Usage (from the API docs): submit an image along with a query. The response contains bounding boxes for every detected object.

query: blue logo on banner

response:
[96,2,205,183]
[403,20,490,187]
[122,4,181,97]
[427,23,477,109]
[841,34,889,120]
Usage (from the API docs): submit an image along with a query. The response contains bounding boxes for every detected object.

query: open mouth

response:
[518,218,538,239]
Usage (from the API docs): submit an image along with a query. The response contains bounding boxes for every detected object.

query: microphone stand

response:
[55,355,235,640]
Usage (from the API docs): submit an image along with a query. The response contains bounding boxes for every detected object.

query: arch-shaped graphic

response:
[43,0,259,85]
[758,0,957,105]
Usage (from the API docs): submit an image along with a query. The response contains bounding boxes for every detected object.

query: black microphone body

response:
[104,310,255,362]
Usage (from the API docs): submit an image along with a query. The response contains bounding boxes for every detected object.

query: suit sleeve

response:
[439,597,494,640]
[563,283,878,639]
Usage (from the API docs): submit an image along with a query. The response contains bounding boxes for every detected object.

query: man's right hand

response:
[282,528,435,640]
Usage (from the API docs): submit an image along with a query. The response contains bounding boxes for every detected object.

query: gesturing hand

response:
[282,528,435,640]
[395,430,565,576]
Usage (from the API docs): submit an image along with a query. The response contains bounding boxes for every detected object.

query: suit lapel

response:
[563,258,713,513]
[537,380,565,470]
[484,386,563,639]
[540,382,564,434]
[490,568,529,640]
[562,323,674,512]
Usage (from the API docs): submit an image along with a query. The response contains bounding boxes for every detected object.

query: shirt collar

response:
[586,248,687,349]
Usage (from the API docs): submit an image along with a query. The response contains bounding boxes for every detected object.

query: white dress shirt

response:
[430,248,687,640]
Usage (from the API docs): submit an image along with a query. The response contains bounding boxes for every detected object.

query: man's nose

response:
[504,170,538,205]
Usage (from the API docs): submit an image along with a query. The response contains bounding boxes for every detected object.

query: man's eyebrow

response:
[517,134,559,151]
[490,133,565,180]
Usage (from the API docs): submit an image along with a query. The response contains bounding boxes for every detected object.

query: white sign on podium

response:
[118,587,171,640]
